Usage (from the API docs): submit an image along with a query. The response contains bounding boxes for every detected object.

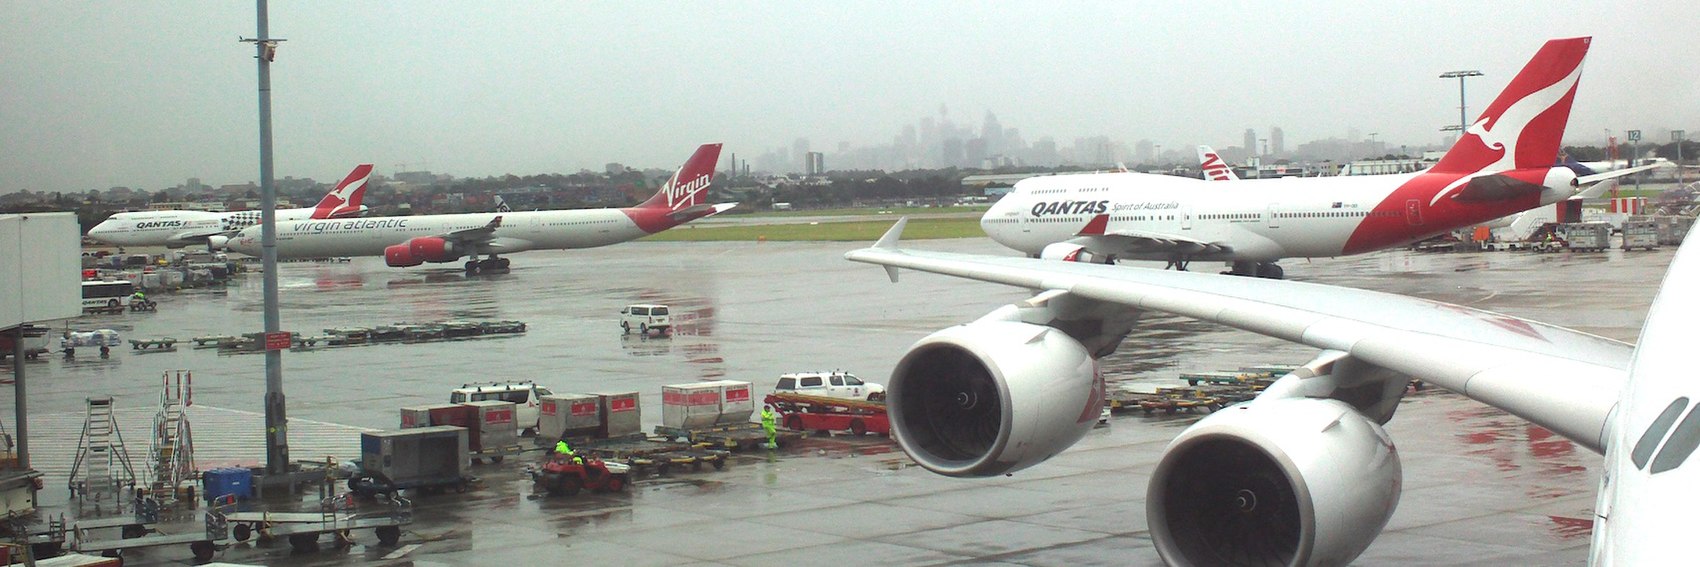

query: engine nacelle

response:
[1149,397,1401,567]
[406,237,461,263]
[205,235,230,251]
[384,243,423,267]
[887,320,1103,477]
[1038,242,1106,263]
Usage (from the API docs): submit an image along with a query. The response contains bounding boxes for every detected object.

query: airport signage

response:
[1627,130,1641,142]
[264,331,292,351]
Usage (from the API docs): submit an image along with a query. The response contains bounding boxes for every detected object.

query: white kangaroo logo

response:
[1430,60,1585,206]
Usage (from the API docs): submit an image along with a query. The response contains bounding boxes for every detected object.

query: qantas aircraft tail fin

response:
[1430,37,1590,175]
[311,164,374,219]
[637,143,723,213]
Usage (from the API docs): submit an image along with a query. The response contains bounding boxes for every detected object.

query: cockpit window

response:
[1633,398,1689,470]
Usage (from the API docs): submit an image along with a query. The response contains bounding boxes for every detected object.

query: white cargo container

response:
[594,391,641,437]
[662,383,723,429]
[462,400,518,452]
[538,393,600,440]
[701,380,754,426]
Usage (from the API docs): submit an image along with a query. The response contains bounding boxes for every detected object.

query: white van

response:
[620,304,671,335]
[449,381,553,436]
[775,371,885,401]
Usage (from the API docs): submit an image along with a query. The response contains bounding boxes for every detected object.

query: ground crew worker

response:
[555,437,583,465]
[760,405,778,449]
[132,290,146,302]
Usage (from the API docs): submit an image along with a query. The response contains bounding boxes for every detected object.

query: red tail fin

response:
[1431,37,1590,175]
[312,164,373,219]
[637,144,722,212]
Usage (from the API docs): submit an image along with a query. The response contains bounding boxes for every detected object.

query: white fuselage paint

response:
[87,207,323,247]
[982,171,1424,262]
[1590,230,1700,565]
[228,208,647,259]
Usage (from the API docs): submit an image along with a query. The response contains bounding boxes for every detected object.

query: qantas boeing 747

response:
[981,37,1646,279]
[86,164,372,249]
[228,144,733,274]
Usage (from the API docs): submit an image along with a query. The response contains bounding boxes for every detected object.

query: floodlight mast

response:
[242,0,289,476]
[1439,70,1483,134]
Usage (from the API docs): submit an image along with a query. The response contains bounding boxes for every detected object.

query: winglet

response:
[873,218,908,282]
[875,217,908,249]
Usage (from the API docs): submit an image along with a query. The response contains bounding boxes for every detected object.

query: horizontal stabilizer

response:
[1578,162,1671,186]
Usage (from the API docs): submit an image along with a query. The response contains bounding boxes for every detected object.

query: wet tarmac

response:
[2,238,1672,565]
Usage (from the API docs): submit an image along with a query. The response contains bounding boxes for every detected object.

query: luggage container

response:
[353,426,470,496]
[1623,217,1660,251]
[539,394,600,441]
[201,467,253,502]
[462,400,518,455]
[662,383,722,429]
[1558,222,1611,251]
[399,404,457,429]
[701,380,754,426]
[594,391,641,438]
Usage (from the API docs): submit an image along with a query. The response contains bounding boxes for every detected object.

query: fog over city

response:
[2,1,1695,193]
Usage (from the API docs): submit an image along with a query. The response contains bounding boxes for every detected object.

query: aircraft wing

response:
[431,215,506,251]
[847,218,1632,453]
[1578,161,1671,186]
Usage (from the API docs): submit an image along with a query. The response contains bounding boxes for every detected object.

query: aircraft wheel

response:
[497,258,510,269]
[464,260,479,275]
[1264,263,1285,279]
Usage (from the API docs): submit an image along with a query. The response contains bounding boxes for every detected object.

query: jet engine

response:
[405,237,462,263]
[887,319,1104,477]
[205,235,229,252]
[1148,397,1403,566]
[384,243,423,267]
[1039,242,1107,263]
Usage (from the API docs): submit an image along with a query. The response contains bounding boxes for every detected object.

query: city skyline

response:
[3,2,1696,193]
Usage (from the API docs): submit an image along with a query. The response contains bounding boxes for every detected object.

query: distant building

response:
[1244,129,1258,156]
[1270,127,1285,155]
[805,152,825,176]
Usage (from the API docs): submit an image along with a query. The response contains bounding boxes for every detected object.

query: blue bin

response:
[203,467,253,501]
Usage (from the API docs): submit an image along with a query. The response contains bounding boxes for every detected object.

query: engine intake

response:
[888,320,1101,477]
[1149,398,1401,567]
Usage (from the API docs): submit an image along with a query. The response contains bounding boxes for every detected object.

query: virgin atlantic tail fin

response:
[1197,146,1239,181]
[637,143,723,213]
[1430,37,1590,175]
[311,164,374,219]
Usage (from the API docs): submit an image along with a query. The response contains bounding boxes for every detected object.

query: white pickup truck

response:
[775,371,885,401]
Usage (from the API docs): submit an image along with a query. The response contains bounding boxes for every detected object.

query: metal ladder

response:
[150,371,196,502]
[68,396,136,501]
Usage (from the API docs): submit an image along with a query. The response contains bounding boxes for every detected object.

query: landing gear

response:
[1165,256,1191,271]
[464,256,511,275]
[1224,261,1285,279]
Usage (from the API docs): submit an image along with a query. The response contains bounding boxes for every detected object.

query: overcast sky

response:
[2,1,1695,193]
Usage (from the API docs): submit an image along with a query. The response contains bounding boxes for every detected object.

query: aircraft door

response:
[1267,203,1280,228]
[1180,207,1192,230]
[1405,199,1424,226]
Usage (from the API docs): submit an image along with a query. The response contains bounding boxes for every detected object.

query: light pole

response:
[1369,132,1379,157]
[1439,70,1484,137]
[1677,130,1688,189]
[242,0,290,477]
